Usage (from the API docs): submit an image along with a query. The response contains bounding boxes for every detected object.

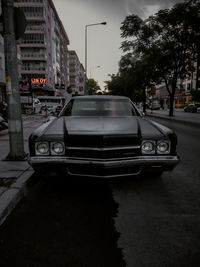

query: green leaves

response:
[87,79,101,95]
[119,0,200,116]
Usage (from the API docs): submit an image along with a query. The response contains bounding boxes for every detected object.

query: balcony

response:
[21,53,47,61]
[25,15,45,22]
[25,25,45,33]
[19,41,46,48]
[15,2,44,8]
[20,69,46,75]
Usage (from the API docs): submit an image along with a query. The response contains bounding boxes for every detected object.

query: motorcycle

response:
[0,101,8,131]
[0,113,8,131]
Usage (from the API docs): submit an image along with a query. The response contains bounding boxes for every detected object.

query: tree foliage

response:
[87,78,101,95]
[120,0,200,116]
[191,89,200,102]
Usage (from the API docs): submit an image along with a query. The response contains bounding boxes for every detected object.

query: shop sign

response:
[6,76,12,95]
[20,96,29,103]
[31,78,46,84]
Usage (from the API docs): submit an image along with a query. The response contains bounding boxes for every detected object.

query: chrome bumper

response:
[29,155,180,178]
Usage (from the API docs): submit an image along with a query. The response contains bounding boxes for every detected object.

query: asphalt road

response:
[113,118,200,267]
[0,116,200,267]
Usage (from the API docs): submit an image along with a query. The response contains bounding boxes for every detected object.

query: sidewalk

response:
[146,108,200,126]
[0,160,34,226]
[0,115,44,226]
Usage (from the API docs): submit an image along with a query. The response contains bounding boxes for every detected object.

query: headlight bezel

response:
[157,140,171,154]
[50,141,65,155]
[35,142,49,156]
[141,140,156,155]
[142,140,171,155]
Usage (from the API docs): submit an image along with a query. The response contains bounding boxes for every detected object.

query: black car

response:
[28,95,179,178]
[184,104,200,113]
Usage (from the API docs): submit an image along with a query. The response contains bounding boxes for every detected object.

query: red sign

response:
[31,78,46,84]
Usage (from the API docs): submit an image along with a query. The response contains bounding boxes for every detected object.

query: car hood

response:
[35,116,166,140]
[64,116,139,135]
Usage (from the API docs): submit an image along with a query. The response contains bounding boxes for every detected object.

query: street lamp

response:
[85,22,107,94]
[90,65,101,78]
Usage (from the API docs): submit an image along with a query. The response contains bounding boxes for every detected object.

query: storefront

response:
[174,92,193,108]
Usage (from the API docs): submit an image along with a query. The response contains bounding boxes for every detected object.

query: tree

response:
[190,89,200,102]
[169,0,200,90]
[105,70,144,104]
[119,54,160,113]
[87,78,101,95]
[120,0,199,116]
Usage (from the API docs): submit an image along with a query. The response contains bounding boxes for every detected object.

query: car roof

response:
[72,95,130,100]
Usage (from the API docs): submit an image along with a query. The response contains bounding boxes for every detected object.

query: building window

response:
[16,0,43,4]
[22,33,45,44]
[21,74,45,79]
[20,6,44,18]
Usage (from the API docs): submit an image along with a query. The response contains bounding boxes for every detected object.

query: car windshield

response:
[62,98,137,117]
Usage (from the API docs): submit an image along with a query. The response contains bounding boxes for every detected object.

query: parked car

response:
[184,104,200,113]
[150,102,161,110]
[28,95,180,178]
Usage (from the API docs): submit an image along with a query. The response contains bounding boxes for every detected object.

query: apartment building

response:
[14,0,69,98]
[68,50,85,95]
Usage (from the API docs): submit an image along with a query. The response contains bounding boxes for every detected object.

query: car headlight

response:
[35,142,49,155]
[50,142,65,155]
[157,141,170,154]
[142,141,156,154]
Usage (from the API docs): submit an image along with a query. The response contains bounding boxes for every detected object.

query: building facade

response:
[14,0,70,101]
[146,66,198,109]
[68,50,85,95]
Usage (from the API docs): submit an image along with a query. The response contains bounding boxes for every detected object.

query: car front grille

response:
[66,147,140,159]
[65,134,140,159]
[66,134,140,148]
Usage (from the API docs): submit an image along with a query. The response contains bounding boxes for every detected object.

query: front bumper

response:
[28,155,180,178]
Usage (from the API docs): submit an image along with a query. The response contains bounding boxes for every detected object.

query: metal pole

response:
[2,0,25,160]
[85,25,87,94]
[84,22,106,95]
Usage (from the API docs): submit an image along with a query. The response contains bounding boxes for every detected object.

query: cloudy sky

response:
[53,0,183,90]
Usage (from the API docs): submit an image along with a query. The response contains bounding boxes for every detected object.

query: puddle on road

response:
[0,173,126,267]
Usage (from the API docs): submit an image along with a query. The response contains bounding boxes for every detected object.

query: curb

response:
[146,114,200,127]
[0,168,34,226]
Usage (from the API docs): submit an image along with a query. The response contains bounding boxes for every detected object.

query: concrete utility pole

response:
[2,0,25,160]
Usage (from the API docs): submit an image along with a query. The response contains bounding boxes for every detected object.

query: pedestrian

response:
[44,104,48,117]
[64,86,72,104]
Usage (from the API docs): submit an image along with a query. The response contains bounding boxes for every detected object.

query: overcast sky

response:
[53,0,183,90]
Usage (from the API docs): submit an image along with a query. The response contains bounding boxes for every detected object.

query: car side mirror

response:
[142,112,146,116]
